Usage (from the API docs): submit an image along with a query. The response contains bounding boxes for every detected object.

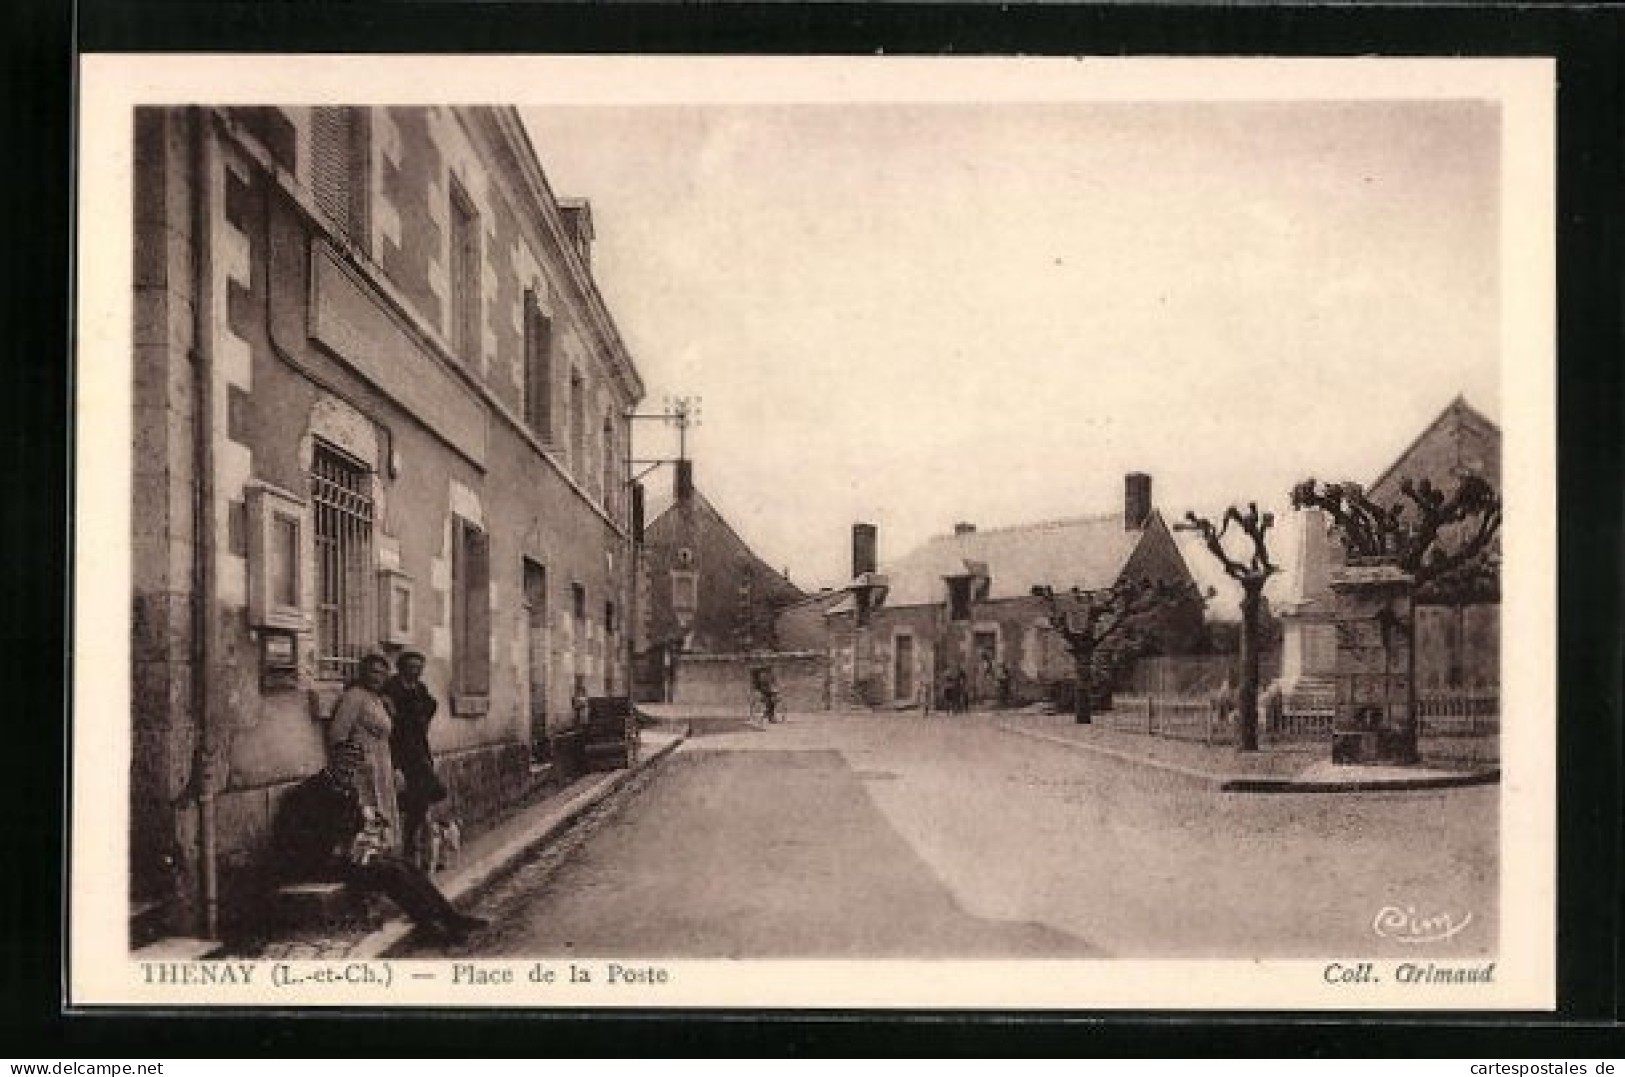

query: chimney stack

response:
[953,522,977,536]
[852,523,877,578]
[1124,472,1152,530]
[674,459,694,502]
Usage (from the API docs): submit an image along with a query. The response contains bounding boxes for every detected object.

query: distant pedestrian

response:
[949,667,969,715]
[996,662,1013,709]
[572,675,590,726]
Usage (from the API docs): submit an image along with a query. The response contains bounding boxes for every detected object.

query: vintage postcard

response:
[73,54,1555,1009]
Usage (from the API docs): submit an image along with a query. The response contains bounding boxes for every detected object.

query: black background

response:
[4,0,1621,1057]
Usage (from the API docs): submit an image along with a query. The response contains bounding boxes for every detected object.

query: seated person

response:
[270,740,488,944]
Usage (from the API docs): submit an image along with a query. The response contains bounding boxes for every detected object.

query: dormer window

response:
[946,560,988,621]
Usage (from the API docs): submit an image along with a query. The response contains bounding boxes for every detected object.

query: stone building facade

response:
[825,474,1205,709]
[632,461,806,702]
[131,106,643,938]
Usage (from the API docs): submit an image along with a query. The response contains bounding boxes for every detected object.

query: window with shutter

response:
[449,179,481,363]
[523,289,554,441]
[569,370,586,478]
[453,516,491,696]
[312,107,370,248]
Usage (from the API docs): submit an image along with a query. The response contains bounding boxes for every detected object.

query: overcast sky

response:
[523,100,1501,608]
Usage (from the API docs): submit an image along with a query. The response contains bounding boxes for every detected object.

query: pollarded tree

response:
[1032,576,1198,725]
[1289,475,1501,600]
[1289,474,1502,758]
[1175,504,1280,752]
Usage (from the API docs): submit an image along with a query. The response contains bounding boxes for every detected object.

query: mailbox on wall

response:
[260,628,299,691]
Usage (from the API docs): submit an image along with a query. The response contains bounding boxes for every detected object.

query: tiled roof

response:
[855,512,1148,609]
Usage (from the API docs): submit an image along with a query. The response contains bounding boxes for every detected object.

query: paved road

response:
[441,712,1498,959]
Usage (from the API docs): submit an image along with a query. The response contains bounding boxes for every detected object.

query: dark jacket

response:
[383,675,439,788]
[269,770,364,883]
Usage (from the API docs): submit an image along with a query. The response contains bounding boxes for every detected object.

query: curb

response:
[1219,769,1501,793]
[356,729,687,959]
[996,722,1497,794]
[998,722,1222,786]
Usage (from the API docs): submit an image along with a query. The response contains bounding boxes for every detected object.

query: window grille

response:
[310,442,375,681]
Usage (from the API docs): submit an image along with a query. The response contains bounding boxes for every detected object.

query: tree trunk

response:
[1072,650,1093,725]
[1237,586,1261,752]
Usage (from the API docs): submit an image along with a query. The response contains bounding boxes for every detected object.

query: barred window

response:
[312,107,370,248]
[310,442,375,682]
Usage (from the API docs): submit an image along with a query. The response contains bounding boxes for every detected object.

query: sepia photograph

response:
[73,55,1555,1010]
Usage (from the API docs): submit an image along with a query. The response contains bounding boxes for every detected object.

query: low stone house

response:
[824,474,1205,709]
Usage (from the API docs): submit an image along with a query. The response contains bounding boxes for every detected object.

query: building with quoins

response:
[131,106,643,940]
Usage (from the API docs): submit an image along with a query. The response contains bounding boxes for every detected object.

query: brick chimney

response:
[674,459,694,502]
[1124,472,1152,530]
[558,198,595,270]
[954,522,976,536]
[852,523,877,578]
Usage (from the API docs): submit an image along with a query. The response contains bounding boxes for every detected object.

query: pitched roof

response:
[647,486,807,603]
[1368,394,1501,495]
[856,512,1149,609]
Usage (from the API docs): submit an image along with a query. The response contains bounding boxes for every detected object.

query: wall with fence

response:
[1102,684,1498,760]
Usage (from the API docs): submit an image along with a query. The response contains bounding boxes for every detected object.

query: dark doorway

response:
[524,559,548,760]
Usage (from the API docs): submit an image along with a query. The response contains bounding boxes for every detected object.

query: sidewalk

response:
[995,712,1499,792]
[253,727,687,961]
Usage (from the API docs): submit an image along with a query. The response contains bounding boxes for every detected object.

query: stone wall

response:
[672,652,828,712]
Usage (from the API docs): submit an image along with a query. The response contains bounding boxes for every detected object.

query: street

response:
[432,712,1498,960]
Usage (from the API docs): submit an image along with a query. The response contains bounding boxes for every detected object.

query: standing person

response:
[996,662,1013,709]
[327,652,402,851]
[269,740,487,943]
[950,667,968,715]
[758,666,781,723]
[384,650,444,867]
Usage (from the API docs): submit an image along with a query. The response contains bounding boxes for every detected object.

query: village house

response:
[632,460,818,708]
[1278,395,1502,693]
[821,474,1205,710]
[131,106,644,941]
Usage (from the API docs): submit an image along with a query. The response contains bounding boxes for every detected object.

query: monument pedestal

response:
[1329,560,1415,766]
